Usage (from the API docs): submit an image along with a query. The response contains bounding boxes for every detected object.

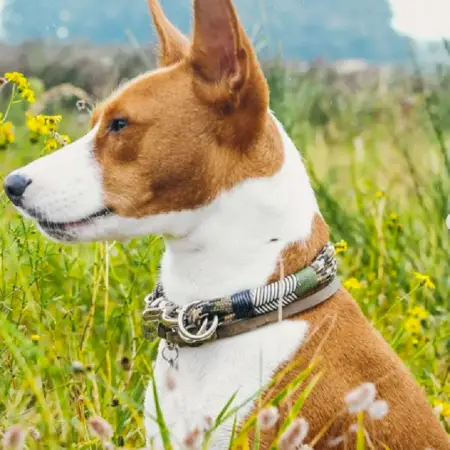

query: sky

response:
[0,0,449,41]
[389,0,450,40]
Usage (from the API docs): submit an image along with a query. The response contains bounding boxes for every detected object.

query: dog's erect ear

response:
[190,0,268,109]
[147,0,189,67]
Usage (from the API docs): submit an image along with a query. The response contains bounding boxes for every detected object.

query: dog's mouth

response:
[36,208,114,232]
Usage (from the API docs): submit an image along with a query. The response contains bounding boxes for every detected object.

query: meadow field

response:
[0,53,449,448]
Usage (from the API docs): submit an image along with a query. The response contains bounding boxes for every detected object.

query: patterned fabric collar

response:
[142,242,340,350]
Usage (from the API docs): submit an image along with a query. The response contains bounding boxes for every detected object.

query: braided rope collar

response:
[142,242,340,349]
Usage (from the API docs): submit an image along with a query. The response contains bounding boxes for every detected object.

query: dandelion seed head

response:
[87,416,114,441]
[76,99,88,111]
[29,428,41,442]
[72,360,86,373]
[368,399,389,420]
[257,406,280,430]
[2,425,27,450]
[279,418,309,450]
[345,382,376,414]
[182,426,202,450]
[202,416,213,431]
[164,366,178,391]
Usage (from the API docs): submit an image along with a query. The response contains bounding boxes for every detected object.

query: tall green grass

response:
[0,58,449,448]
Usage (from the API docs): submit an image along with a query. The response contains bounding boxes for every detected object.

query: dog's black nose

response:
[3,173,32,205]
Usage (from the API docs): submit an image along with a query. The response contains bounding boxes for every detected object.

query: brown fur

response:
[90,0,449,447]
[90,0,280,220]
[268,214,330,283]
[258,216,449,448]
[245,288,450,449]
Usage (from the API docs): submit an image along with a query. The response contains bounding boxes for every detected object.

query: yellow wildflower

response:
[0,121,15,148]
[5,72,36,103]
[31,334,40,343]
[413,272,435,289]
[44,138,59,152]
[344,277,362,290]
[56,133,71,146]
[409,305,429,319]
[389,212,398,222]
[405,317,421,334]
[0,121,15,143]
[21,87,36,103]
[335,239,348,254]
[434,400,450,418]
[375,190,385,199]
[45,115,62,132]
[5,71,28,89]
[26,113,49,135]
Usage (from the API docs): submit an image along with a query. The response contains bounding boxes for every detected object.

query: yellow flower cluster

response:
[343,277,362,290]
[387,212,403,232]
[434,400,450,418]
[0,114,15,149]
[5,72,36,103]
[335,239,348,254]
[405,317,421,334]
[26,113,62,135]
[405,305,429,336]
[413,272,435,289]
[26,113,70,152]
[408,305,429,320]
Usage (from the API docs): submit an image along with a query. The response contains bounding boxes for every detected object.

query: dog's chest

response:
[144,320,309,448]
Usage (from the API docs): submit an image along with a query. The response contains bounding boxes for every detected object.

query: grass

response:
[0,59,449,449]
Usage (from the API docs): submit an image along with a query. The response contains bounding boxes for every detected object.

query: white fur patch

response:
[145,320,309,449]
[13,126,103,223]
[144,117,318,447]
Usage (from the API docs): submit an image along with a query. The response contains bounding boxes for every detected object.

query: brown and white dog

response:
[3,0,449,448]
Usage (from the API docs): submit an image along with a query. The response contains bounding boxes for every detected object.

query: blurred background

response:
[0,1,449,446]
[0,0,449,97]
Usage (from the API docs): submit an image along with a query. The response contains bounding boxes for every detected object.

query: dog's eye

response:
[108,118,129,133]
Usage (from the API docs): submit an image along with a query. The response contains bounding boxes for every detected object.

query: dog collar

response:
[142,242,340,351]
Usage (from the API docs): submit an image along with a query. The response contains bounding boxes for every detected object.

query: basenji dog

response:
[4,0,449,448]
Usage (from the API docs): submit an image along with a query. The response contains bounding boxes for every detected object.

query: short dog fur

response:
[4,0,449,448]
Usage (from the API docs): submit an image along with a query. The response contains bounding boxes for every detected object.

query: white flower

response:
[345,382,376,414]
[164,366,178,391]
[279,418,309,450]
[446,214,450,230]
[29,428,41,442]
[257,407,280,430]
[182,426,202,450]
[2,425,27,450]
[368,400,389,420]
[87,417,114,441]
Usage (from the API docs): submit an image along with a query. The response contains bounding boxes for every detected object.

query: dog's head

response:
[3,0,284,243]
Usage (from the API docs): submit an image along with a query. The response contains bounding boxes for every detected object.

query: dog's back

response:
[251,290,449,449]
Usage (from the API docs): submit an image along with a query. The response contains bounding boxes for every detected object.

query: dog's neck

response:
[160,116,327,307]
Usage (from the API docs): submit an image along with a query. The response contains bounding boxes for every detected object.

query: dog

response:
[4,0,449,448]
